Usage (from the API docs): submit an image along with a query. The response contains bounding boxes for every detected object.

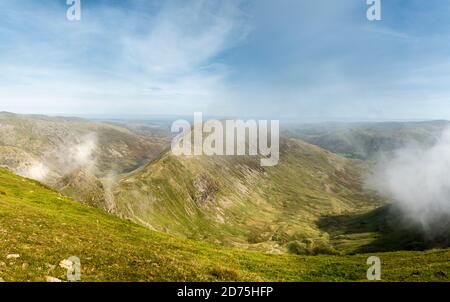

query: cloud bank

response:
[368,128,450,234]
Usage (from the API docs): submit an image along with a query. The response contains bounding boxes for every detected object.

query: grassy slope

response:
[1,167,449,282]
[112,138,385,253]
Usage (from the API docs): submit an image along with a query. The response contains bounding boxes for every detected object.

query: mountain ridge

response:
[112,136,383,253]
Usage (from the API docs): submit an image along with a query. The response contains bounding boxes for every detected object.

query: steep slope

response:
[113,137,383,253]
[1,167,449,282]
[0,112,168,208]
[55,168,109,210]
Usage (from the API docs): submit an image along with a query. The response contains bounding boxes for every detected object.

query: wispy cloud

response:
[124,1,247,75]
[2,0,450,120]
[0,0,249,115]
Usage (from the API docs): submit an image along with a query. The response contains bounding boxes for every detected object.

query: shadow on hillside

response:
[317,205,450,253]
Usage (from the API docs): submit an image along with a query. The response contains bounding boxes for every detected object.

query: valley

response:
[1,112,449,281]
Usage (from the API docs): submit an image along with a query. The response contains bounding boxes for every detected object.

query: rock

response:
[0,277,4,282]
[6,254,20,259]
[22,263,29,270]
[45,276,62,282]
[46,263,56,270]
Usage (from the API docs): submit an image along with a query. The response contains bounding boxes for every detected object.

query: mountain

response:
[113,137,384,254]
[1,167,449,282]
[0,112,169,209]
[284,121,449,159]
[2,113,448,257]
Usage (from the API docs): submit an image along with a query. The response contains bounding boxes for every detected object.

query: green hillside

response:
[1,167,450,282]
[113,137,384,253]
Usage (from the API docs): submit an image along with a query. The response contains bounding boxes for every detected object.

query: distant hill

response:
[0,112,169,209]
[284,121,449,159]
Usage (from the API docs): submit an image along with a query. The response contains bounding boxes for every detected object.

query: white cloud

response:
[368,128,450,232]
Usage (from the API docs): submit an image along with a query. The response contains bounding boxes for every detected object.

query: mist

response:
[64,133,98,173]
[368,128,450,236]
[20,133,99,183]
[22,162,50,182]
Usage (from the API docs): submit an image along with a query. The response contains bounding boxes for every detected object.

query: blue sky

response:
[1,0,450,121]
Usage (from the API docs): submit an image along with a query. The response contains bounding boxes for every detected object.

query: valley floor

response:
[0,168,449,282]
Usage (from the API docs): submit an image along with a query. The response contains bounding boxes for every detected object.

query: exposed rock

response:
[6,254,20,259]
[192,175,219,205]
[45,276,62,282]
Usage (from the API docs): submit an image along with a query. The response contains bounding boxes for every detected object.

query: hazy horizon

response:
[3,110,450,124]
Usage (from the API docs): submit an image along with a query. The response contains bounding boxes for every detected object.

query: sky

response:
[1,0,450,121]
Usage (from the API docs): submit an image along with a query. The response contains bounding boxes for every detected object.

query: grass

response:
[1,167,450,282]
